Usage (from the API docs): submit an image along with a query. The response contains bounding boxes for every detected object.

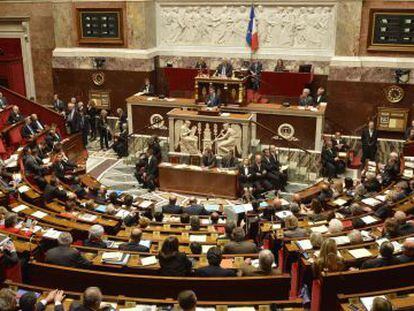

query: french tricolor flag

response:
[246,4,259,52]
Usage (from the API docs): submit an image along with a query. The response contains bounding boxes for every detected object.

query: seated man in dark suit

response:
[162,195,182,214]
[381,157,400,187]
[30,113,45,133]
[178,290,197,311]
[201,147,216,168]
[223,227,259,254]
[298,88,314,106]
[24,147,47,189]
[112,123,129,158]
[45,126,61,152]
[45,232,91,268]
[238,158,253,195]
[361,241,400,269]
[321,140,345,179]
[262,148,282,190]
[395,211,414,236]
[397,238,414,263]
[205,87,220,108]
[215,59,233,78]
[195,246,236,277]
[20,289,65,311]
[221,150,238,169]
[184,197,209,215]
[118,228,149,252]
[140,77,155,96]
[21,117,36,139]
[332,132,349,152]
[51,153,74,183]
[44,176,68,202]
[314,87,327,106]
[7,105,23,125]
[142,148,158,191]
[84,224,107,248]
[251,154,273,195]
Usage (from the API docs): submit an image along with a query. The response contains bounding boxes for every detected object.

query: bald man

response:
[397,238,414,263]
[70,287,102,311]
[118,228,149,252]
[251,154,272,195]
[162,195,182,214]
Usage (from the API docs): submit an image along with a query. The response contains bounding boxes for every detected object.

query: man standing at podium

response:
[215,59,233,78]
[205,87,220,107]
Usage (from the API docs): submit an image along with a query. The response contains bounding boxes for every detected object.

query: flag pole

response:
[250,0,254,63]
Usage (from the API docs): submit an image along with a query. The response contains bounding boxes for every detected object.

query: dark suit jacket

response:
[66,109,80,133]
[53,99,66,113]
[119,242,149,253]
[36,301,64,311]
[21,124,36,139]
[321,147,337,165]
[361,256,400,269]
[118,112,127,130]
[45,246,91,268]
[262,156,278,172]
[45,132,61,150]
[162,204,182,214]
[251,163,267,180]
[205,93,220,107]
[24,155,45,176]
[195,265,236,277]
[145,156,158,177]
[222,156,237,169]
[397,254,414,264]
[31,120,44,132]
[158,252,192,276]
[52,161,67,180]
[184,204,209,215]
[315,94,327,105]
[238,165,253,183]
[83,239,107,249]
[202,154,216,168]
[7,111,23,124]
[223,241,259,254]
[361,128,378,149]
[44,184,67,202]
[216,63,233,77]
[141,83,155,95]
[249,62,262,76]
[398,223,414,236]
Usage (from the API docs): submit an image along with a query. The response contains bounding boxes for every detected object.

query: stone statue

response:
[179,120,199,154]
[214,123,238,156]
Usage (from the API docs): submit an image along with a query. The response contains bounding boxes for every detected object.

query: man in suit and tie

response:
[118,228,150,252]
[321,140,344,179]
[140,78,155,96]
[249,60,262,90]
[298,88,314,107]
[68,287,103,311]
[215,59,233,78]
[251,154,272,194]
[0,92,8,108]
[30,114,44,133]
[184,197,209,215]
[66,103,79,134]
[21,117,36,139]
[45,232,91,268]
[195,247,236,277]
[361,120,378,164]
[143,148,158,191]
[202,147,216,168]
[53,94,66,115]
[314,87,327,106]
[7,105,23,124]
[162,195,182,214]
[45,126,61,151]
[205,87,220,107]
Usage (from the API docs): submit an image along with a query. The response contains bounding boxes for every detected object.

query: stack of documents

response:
[102,252,130,265]
[348,248,373,259]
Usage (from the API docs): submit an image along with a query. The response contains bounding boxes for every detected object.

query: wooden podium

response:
[194,75,247,106]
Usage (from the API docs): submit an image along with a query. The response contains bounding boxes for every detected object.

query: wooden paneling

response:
[53,68,154,112]
[326,80,414,137]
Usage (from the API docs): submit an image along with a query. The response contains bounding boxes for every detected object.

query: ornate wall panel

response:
[157,3,337,54]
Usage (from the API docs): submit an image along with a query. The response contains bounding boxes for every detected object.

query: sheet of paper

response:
[202,245,214,253]
[205,204,220,212]
[119,305,157,311]
[296,239,313,250]
[189,235,207,242]
[361,215,378,225]
[360,296,386,311]
[332,236,350,246]
[139,240,151,249]
[361,198,381,207]
[141,256,158,266]
[12,205,28,213]
[310,225,328,234]
[18,185,30,193]
[139,200,153,209]
[275,210,293,219]
[348,248,373,259]
[333,198,347,206]
[31,211,47,219]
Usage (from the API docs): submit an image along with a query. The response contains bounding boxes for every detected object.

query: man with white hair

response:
[84,224,107,248]
[395,211,414,235]
[347,229,363,244]
[328,218,343,234]
[298,88,314,106]
[239,249,279,276]
[45,232,91,267]
[397,237,414,263]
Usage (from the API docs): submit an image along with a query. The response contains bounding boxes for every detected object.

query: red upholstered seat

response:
[310,279,322,311]
[0,108,11,128]
[9,123,23,146]
[289,261,299,299]
[4,262,23,283]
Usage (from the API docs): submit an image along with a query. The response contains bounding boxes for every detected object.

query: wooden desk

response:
[195,75,247,106]
[127,95,326,151]
[158,163,238,199]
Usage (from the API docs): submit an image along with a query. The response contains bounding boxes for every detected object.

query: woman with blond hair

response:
[313,239,345,277]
